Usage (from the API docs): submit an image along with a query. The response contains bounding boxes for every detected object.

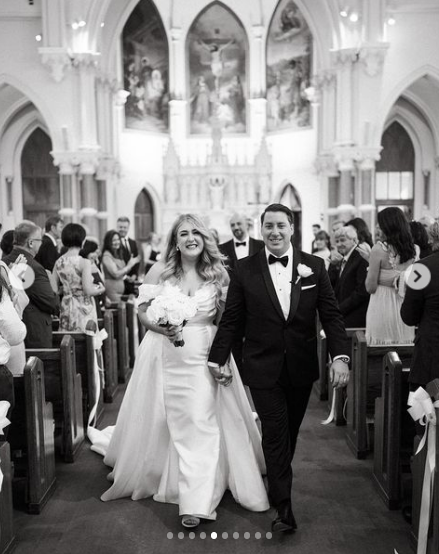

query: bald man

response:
[219,213,263,275]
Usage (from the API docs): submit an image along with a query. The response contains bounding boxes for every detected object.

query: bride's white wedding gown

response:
[94,283,269,519]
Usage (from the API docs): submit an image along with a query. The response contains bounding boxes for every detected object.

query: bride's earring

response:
[176,245,180,251]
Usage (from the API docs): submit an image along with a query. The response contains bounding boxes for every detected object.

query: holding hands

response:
[208,363,233,387]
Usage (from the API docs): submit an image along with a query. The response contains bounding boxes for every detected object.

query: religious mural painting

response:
[122,0,169,132]
[266,0,312,132]
[188,3,247,135]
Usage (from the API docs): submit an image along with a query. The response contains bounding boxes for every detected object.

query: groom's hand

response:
[208,362,233,387]
[330,359,350,388]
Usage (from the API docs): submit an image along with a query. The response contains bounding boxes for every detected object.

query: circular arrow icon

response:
[9,263,36,291]
[406,263,431,291]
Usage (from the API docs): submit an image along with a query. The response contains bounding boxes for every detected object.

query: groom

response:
[208,204,350,532]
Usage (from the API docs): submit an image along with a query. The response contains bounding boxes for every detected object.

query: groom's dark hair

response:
[261,204,294,225]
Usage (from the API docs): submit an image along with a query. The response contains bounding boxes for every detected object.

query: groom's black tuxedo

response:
[209,247,349,509]
[210,248,348,388]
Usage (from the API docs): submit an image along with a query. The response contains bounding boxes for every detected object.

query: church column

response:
[39,0,71,82]
[78,154,100,237]
[59,161,75,223]
[331,49,357,146]
[248,25,266,142]
[357,149,381,230]
[335,151,356,221]
[169,27,187,142]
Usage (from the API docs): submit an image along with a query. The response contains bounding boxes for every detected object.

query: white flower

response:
[297,263,313,279]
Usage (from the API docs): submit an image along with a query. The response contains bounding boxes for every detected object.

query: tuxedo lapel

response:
[259,249,285,321]
[287,247,302,323]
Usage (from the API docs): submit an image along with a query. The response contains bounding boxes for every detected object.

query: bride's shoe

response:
[181,515,200,528]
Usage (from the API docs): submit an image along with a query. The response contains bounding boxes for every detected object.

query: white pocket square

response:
[301,284,316,290]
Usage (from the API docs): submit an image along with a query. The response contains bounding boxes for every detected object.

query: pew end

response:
[0,366,15,554]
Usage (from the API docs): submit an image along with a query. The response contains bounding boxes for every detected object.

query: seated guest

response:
[328,226,370,328]
[311,223,321,253]
[219,212,264,274]
[102,230,140,302]
[2,221,59,348]
[0,272,27,368]
[401,222,439,389]
[54,224,105,332]
[79,239,106,318]
[409,220,431,259]
[313,230,331,269]
[345,217,373,261]
[117,216,142,294]
[143,231,162,275]
[35,216,64,271]
[1,230,14,258]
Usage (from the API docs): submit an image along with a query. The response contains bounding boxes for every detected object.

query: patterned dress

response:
[55,254,98,332]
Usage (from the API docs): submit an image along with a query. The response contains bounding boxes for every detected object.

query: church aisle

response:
[11,388,412,554]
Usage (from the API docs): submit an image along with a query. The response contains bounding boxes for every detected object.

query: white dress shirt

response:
[266,245,293,320]
[234,236,249,260]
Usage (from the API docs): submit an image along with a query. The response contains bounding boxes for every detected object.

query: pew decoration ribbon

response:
[85,328,108,435]
[321,389,338,425]
[0,400,11,492]
[407,387,439,554]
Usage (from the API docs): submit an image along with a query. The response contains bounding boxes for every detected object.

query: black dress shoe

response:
[271,501,297,533]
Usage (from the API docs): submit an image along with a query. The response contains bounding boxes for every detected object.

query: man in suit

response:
[328,226,370,328]
[310,223,320,253]
[3,221,59,348]
[219,213,264,274]
[401,237,439,389]
[34,216,63,271]
[117,216,141,295]
[208,204,350,533]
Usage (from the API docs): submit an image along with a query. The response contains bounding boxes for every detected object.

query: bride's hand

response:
[209,364,233,387]
[163,324,181,343]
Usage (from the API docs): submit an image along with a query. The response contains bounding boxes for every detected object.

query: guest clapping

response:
[102,230,140,301]
[54,224,105,332]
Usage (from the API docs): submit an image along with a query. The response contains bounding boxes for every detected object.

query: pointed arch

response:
[277,182,302,248]
[186,1,248,135]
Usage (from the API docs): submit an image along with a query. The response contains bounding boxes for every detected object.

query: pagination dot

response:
[222,532,228,539]
[255,532,262,539]
[244,532,250,539]
[233,532,239,539]
[178,532,184,539]
[211,532,217,539]
[266,532,272,539]
[167,532,173,539]
[199,532,206,539]
[189,532,196,539]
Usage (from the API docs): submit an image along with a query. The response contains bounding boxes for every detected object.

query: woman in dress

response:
[102,230,140,301]
[99,214,269,527]
[54,224,105,332]
[312,230,331,269]
[365,207,418,345]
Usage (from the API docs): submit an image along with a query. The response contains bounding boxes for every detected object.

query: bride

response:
[98,214,269,527]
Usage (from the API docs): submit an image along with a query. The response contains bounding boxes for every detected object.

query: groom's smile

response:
[261,211,294,256]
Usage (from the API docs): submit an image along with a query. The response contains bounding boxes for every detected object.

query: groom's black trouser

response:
[249,362,312,509]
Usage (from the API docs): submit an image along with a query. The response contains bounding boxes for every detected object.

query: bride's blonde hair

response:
[161,214,227,306]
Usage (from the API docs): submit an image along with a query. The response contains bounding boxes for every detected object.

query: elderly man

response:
[3,221,59,348]
[219,213,263,274]
[328,226,370,328]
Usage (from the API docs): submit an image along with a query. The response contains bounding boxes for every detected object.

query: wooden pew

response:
[8,358,56,513]
[410,379,439,554]
[52,328,104,428]
[373,351,413,509]
[101,311,118,403]
[107,302,130,383]
[26,335,84,462]
[125,295,139,368]
[0,366,15,554]
[346,330,413,459]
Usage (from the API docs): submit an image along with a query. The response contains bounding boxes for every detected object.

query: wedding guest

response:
[54,224,105,332]
[219,212,264,274]
[312,230,331,269]
[409,220,431,259]
[328,226,369,328]
[209,228,220,246]
[401,221,439,388]
[310,223,321,253]
[209,204,349,533]
[117,217,141,294]
[345,217,373,261]
[79,239,106,318]
[35,216,64,271]
[102,230,140,302]
[1,230,14,258]
[0,272,27,368]
[98,214,269,528]
[365,207,418,345]
[329,219,346,266]
[2,221,59,348]
[143,232,162,275]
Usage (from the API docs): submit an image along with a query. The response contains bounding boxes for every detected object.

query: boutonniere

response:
[295,263,314,284]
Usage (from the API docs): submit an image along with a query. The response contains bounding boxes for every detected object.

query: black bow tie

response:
[268,254,288,267]
[235,241,247,247]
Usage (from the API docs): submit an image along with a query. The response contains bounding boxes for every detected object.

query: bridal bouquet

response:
[146,284,198,347]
